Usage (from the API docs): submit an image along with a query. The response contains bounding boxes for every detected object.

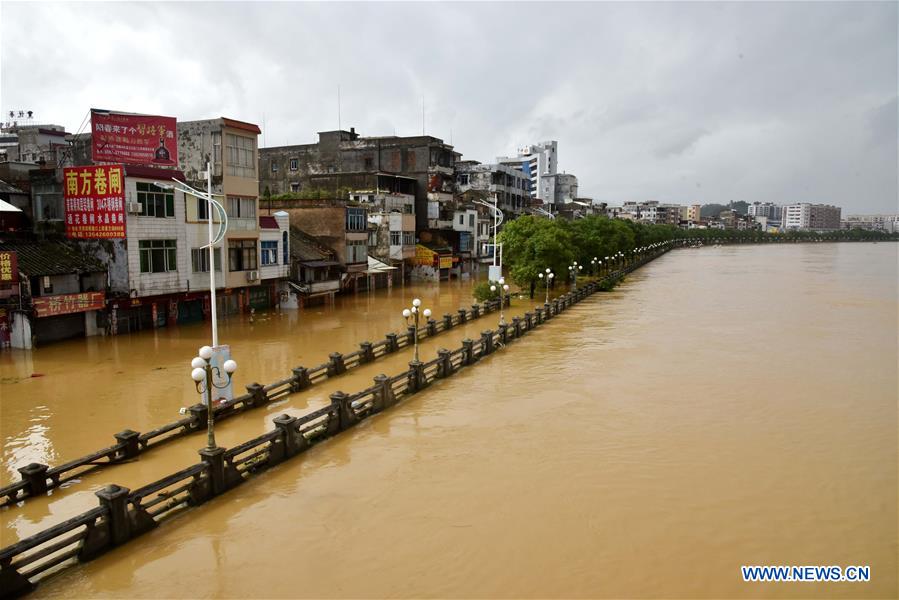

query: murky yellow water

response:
[3,243,897,598]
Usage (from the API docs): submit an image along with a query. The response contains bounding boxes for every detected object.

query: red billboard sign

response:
[33,292,106,318]
[64,165,126,238]
[0,251,17,284]
[91,110,178,167]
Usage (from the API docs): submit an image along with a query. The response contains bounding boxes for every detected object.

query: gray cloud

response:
[1,1,896,213]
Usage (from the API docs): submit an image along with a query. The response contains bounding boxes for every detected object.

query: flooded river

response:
[2,243,896,598]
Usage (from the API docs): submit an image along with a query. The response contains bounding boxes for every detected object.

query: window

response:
[402,232,414,245]
[227,196,256,219]
[191,248,222,272]
[271,161,279,173]
[226,134,256,178]
[139,240,177,273]
[364,157,373,170]
[289,158,298,171]
[459,214,465,225]
[346,207,366,231]
[196,195,208,220]
[290,182,300,192]
[469,214,475,227]
[369,231,378,246]
[212,132,222,173]
[228,239,257,271]
[390,231,401,246]
[136,182,174,218]
[282,231,289,265]
[346,239,367,263]
[261,241,278,265]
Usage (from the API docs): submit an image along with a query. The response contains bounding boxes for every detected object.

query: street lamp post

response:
[538,268,554,305]
[490,277,511,326]
[164,164,228,347]
[568,262,583,289]
[190,345,237,450]
[402,298,431,363]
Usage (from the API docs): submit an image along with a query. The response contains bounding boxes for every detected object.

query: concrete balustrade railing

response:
[1,294,519,508]
[0,245,674,599]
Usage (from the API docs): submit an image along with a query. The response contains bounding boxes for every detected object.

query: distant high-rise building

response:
[781,203,841,230]
[497,141,558,208]
[748,201,782,220]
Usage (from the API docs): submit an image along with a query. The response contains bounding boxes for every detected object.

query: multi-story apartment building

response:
[781,203,841,230]
[178,117,288,313]
[747,201,783,221]
[258,128,456,232]
[497,141,557,204]
[539,173,579,209]
[349,188,417,266]
[266,198,370,292]
[455,161,531,216]
[0,123,71,165]
[841,214,899,233]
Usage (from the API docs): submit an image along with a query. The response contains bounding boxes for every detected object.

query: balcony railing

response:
[294,280,340,294]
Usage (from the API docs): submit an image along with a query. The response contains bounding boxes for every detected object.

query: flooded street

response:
[3,243,897,598]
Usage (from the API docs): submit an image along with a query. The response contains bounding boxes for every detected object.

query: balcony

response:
[293,280,340,295]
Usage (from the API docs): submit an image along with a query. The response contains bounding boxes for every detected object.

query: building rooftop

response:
[0,239,107,276]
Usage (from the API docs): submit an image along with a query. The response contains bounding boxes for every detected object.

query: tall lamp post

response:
[164,163,228,347]
[402,298,431,363]
[190,345,237,450]
[568,262,583,290]
[538,268,554,304]
[490,277,510,325]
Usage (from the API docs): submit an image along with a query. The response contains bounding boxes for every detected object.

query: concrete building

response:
[349,188,417,266]
[0,124,71,165]
[781,203,841,230]
[0,239,107,348]
[258,128,456,232]
[497,141,557,204]
[841,214,899,233]
[177,117,274,312]
[267,198,370,291]
[539,173,579,209]
[287,227,342,307]
[748,202,783,220]
[455,160,531,216]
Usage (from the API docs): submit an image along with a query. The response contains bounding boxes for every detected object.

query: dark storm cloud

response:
[2,1,896,212]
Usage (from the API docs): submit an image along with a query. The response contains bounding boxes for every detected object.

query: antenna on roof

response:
[421,96,425,136]
[338,84,342,132]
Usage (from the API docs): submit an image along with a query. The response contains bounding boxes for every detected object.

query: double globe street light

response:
[490,277,510,325]
[538,268,554,304]
[190,345,237,450]
[402,298,431,363]
[568,261,583,290]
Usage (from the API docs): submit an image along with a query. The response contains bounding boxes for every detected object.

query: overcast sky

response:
[2,1,896,213]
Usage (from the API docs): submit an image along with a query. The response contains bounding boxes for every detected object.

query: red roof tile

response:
[259,216,279,230]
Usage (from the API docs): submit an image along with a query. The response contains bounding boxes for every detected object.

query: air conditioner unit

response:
[127,202,142,214]
[246,270,259,281]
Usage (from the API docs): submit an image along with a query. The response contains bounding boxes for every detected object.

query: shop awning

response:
[364,255,398,274]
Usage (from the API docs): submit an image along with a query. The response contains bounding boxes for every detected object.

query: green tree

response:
[498,216,575,290]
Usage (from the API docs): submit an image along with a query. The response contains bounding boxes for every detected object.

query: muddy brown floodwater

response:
[2,243,897,598]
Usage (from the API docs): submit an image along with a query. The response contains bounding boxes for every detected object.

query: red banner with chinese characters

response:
[64,165,127,239]
[0,251,17,283]
[33,291,106,318]
[91,110,178,167]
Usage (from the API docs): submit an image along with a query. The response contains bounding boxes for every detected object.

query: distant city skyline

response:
[1,1,896,213]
